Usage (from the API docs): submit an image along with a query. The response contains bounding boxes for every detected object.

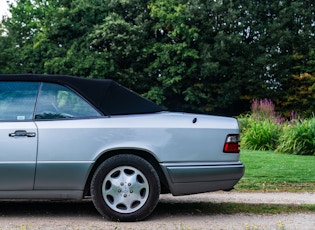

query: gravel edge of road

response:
[160,191,315,205]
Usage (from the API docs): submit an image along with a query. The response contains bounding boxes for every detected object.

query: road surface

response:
[0,192,314,229]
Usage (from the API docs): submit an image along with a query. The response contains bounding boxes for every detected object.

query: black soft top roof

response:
[0,74,164,115]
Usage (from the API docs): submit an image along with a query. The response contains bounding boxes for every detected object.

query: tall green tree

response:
[1,0,314,116]
[145,0,202,111]
[275,1,315,116]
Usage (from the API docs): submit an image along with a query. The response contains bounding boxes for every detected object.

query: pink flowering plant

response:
[239,99,282,151]
[238,98,315,155]
[251,98,276,121]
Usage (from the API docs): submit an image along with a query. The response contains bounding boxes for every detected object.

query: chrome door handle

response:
[9,130,36,137]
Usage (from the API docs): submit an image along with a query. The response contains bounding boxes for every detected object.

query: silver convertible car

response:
[0,74,244,221]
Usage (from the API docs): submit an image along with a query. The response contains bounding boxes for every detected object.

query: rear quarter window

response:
[35,83,101,119]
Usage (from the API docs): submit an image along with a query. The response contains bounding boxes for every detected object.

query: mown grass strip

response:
[156,202,315,215]
[235,150,315,192]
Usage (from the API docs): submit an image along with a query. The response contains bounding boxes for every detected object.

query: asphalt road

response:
[0,192,314,230]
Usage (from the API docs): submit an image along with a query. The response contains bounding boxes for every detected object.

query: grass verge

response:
[235,149,315,192]
[156,202,315,215]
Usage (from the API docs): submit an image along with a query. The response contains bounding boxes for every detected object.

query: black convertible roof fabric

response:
[0,74,164,115]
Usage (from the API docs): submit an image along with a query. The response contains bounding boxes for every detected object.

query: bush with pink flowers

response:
[238,99,315,155]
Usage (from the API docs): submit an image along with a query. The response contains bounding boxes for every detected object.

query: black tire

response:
[91,154,161,221]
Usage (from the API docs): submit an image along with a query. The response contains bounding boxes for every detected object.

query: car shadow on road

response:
[0,199,308,220]
[0,199,224,219]
[0,200,100,218]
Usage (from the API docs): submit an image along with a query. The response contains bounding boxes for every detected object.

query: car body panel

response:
[0,121,37,190]
[31,112,241,193]
[35,112,240,163]
[34,162,93,190]
[161,162,244,195]
[0,190,83,200]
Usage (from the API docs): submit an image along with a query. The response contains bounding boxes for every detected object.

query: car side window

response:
[0,82,39,121]
[35,83,101,119]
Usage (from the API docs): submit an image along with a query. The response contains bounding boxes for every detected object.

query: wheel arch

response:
[83,148,170,197]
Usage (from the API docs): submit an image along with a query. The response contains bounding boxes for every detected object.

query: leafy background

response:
[1,0,315,117]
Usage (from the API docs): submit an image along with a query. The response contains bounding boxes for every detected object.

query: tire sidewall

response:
[91,154,160,221]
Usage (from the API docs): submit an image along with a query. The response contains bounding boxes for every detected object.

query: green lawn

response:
[235,149,315,192]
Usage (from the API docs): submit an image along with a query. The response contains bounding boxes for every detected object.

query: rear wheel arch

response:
[83,149,169,197]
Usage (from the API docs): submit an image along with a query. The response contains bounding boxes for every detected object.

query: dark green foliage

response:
[276,118,315,156]
[1,0,314,115]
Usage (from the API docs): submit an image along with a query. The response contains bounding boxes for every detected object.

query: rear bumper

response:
[160,162,245,195]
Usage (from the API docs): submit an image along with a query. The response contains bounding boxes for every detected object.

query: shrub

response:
[241,118,282,151]
[238,99,315,155]
[276,118,315,155]
[237,113,252,133]
[239,99,283,151]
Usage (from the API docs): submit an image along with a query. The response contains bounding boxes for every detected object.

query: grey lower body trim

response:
[160,162,245,195]
[0,190,83,200]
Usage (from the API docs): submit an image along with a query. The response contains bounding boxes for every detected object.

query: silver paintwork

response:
[0,122,37,190]
[0,111,244,198]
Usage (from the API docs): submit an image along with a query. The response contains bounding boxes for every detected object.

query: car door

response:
[34,82,102,190]
[0,81,39,190]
